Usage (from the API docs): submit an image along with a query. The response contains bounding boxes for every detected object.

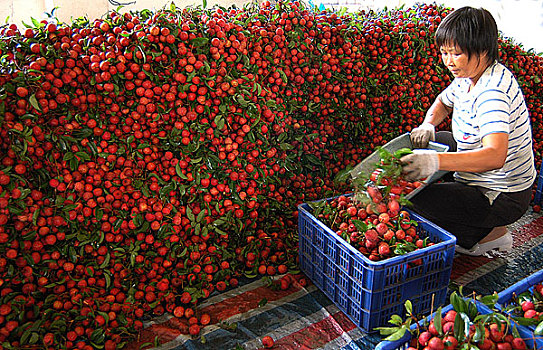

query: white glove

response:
[400,149,439,182]
[410,123,435,149]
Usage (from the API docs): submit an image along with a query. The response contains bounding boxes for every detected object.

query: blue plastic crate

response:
[535,161,543,206]
[376,300,543,350]
[497,268,543,331]
[297,195,456,333]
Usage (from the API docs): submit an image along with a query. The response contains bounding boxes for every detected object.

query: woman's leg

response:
[409,182,532,248]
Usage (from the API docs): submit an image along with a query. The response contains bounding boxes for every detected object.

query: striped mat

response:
[127,209,543,350]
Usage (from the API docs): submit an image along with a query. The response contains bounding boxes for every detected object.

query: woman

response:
[401,6,537,256]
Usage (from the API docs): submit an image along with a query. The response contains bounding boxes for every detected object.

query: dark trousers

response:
[410,131,533,249]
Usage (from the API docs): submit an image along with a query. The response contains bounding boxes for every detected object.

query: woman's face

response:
[440,45,488,83]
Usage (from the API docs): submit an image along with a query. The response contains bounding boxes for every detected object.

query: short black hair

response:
[435,6,498,63]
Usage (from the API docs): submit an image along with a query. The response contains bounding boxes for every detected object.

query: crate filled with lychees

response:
[298,146,456,332]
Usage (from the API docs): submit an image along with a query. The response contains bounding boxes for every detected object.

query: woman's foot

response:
[479,226,507,244]
[455,226,512,256]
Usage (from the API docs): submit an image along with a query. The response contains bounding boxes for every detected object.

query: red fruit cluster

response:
[411,310,528,350]
[369,167,424,197]
[509,283,543,320]
[317,192,431,262]
[0,0,542,348]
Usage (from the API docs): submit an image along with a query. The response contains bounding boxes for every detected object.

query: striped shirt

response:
[438,61,536,192]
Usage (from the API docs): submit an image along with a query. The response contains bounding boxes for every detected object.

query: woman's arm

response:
[437,132,508,172]
[423,96,452,127]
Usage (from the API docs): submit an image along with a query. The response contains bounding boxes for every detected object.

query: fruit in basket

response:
[521,300,535,312]
[418,331,432,346]
[407,321,528,349]
[427,337,445,350]
[312,194,433,261]
[419,331,433,346]
[512,337,528,349]
[521,299,543,324]
[381,292,531,350]
[503,282,543,325]
[442,335,458,350]
[489,322,506,342]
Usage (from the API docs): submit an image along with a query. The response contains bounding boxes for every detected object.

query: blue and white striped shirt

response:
[439,62,536,192]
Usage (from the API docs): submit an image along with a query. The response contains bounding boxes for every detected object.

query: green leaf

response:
[534,320,543,335]
[175,163,188,179]
[384,326,408,341]
[177,247,187,258]
[99,252,110,269]
[29,332,39,344]
[69,157,79,171]
[191,37,209,47]
[244,271,257,279]
[63,152,74,161]
[388,314,404,326]
[186,206,195,222]
[434,306,443,335]
[279,143,293,150]
[21,329,34,345]
[90,328,106,344]
[104,272,111,289]
[88,141,98,156]
[477,293,499,308]
[50,318,67,329]
[472,322,485,343]
[376,326,401,336]
[214,115,225,130]
[467,300,479,320]
[450,292,467,314]
[196,208,206,223]
[393,147,412,159]
[29,94,41,111]
[75,151,91,161]
[404,300,413,316]
[236,94,249,107]
[276,68,288,84]
[351,219,367,233]
[95,207,104,222]
[63,204,78,212]
[178,185,186,196]
[68,246,77,262]
[32,208,40,226]
[453,312,466,341]
[97,311,109,323]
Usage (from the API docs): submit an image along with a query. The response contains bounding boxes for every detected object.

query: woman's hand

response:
[400,149,439,181]
[410,123,435,148]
